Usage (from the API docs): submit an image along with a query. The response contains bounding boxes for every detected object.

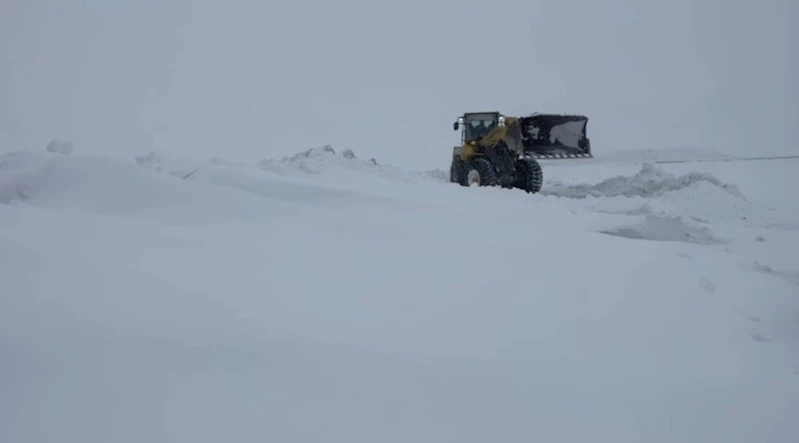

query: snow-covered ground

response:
[1,145,797,442]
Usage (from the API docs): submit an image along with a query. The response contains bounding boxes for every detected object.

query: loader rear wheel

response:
[515,157,543,193]
[466,158,497,187]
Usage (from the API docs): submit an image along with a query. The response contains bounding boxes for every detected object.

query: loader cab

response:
[453,112,506,144]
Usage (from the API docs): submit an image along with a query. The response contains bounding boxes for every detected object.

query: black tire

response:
[466,158,498,186]
[515,157,543,193]
[450,159,466,186]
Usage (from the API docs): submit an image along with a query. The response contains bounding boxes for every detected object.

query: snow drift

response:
[1,145,798,443]
[543,162,746,199]
[600,213,726,244]
[597,147,741,163]
[0,151,317,223]
[257,144,447,182]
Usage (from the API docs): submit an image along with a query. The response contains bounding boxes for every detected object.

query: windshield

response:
[463,113,498,141]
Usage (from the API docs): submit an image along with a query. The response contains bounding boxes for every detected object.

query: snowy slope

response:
[1,146,798,443]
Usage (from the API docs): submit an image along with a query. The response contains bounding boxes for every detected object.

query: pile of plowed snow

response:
[542,160,796,249]
[597,147,740,163]
[540,161,775,239]
[543,162,746,200]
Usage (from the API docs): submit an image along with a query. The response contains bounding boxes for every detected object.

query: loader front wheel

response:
[466,158,497,187]
[515,157,543,193]
[450,159,466,186]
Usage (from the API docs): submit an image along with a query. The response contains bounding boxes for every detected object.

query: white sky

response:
[1,0,796,169]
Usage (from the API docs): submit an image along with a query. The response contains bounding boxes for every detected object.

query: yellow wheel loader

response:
[449,111,592,193]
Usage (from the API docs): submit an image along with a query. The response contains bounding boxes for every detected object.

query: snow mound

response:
[0,154,206,214]
[187,166,403,209]
[134,151,204,180]
[599,147,739,163]
[131,150,405,209]
[600,214,726,244]
[132,146,448,191]
[0,150,78,204]
[0,150,62,174]
[543,162,746,200]
[0,151,326,223]
[45,139,75,156]
[258,144,445,182]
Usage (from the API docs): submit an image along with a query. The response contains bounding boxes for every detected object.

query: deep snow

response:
[1,145,798,442]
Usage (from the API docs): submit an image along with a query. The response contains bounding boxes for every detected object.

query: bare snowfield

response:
[1,145,798,442]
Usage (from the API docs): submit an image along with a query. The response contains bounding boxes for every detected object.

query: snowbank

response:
[0,150,326,223]
[539,162,777,244]
[44,139,75,156]
[543,162,746,199]
[257,144,447,182]
[133,149,410,210]
[134,151,205,179]
[598,147,740,163]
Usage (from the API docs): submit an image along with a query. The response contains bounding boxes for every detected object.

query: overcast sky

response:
[1,0,796,169]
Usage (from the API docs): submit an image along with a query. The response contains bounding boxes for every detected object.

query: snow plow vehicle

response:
[449,111,592,193]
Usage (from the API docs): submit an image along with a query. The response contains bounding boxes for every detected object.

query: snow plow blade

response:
[518,114,592,159]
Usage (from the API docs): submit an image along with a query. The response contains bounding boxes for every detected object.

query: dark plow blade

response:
[518,114,593,159]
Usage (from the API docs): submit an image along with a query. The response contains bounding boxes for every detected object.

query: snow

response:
[1,145,798,443]
[543,161,747,199]
[44,139,75,156]
[597,147,741,163]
